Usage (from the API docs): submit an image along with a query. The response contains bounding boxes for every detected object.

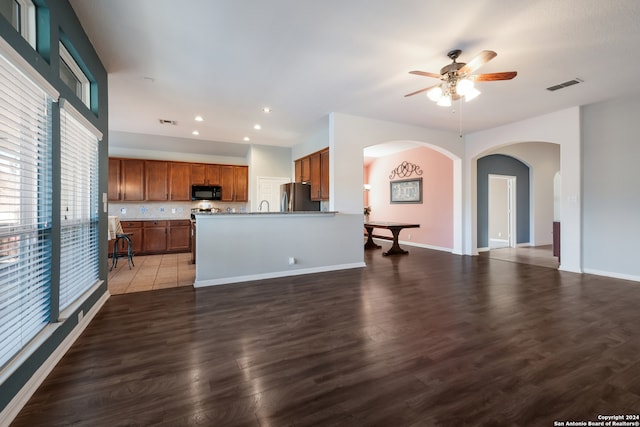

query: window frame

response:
[2,0,36,48]
[59,41,90,108]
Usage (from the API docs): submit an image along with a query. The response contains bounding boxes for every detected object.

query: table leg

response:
[383,227,409,256]
[364,226,381,250]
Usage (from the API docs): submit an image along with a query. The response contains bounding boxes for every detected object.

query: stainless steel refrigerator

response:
[280,182,320,212]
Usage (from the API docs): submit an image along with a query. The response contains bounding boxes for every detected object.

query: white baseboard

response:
[373,238,453,253]
[0,290,110,427]
[194,262,366,288]
[582,268,640,283]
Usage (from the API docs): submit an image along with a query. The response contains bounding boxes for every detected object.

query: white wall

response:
[487,142,560,246]
[465,107,581,272]
[582,95,640,281]
[291,117,330,161]
[248,144,292,210]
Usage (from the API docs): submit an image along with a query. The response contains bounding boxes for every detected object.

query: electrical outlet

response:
[407,233,411,240]
[288,257,296,265]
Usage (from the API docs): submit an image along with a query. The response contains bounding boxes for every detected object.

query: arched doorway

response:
[363,141,457,253]
[476,144,560,269]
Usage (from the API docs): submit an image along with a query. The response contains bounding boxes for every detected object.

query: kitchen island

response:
[193,211,364,287]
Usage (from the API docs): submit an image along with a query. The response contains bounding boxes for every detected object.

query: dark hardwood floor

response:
[12,244,640,426]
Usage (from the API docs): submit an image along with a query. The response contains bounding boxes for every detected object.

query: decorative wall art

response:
[389,161,423,179]
[390,178,423,204]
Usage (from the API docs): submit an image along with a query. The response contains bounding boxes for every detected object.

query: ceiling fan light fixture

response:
[427,86,443,102]
[456,78,474,96]
[464,87,481,102]
[437,95,452,107]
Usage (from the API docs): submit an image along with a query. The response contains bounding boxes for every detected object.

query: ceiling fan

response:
[405,49,517,106]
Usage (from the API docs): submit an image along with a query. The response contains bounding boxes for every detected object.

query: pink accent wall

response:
[365,146,453,249]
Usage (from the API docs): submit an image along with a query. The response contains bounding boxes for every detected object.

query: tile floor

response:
[107,253,195,295]
[484,244,559,269]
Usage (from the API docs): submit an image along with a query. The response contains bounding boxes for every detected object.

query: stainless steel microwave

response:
[192,185,222,200]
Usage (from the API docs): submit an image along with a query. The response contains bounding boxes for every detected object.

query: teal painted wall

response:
[0,0,108,413]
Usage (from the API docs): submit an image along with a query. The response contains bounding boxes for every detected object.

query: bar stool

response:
[108,216,135,271]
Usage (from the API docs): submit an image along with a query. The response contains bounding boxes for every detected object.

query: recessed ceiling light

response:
[253,124,261,130]
[194,115,204,122]
[243,136,250,142]
[262,107,272,113]
[192,130,200,135]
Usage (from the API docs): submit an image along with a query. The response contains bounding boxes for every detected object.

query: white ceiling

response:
[69,0,640,150]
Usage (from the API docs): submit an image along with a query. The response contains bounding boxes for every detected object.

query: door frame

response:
[488,174,517,248]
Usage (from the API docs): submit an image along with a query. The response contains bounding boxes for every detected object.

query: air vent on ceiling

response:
[546,78,583,92]
[158,119,178,125]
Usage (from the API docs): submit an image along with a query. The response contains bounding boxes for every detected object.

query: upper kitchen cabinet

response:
[221,165,248,202]
[109,158,247,202]
[108,158,121,201]
[191,164,221,186]
[145,161,191,201]
[169,162,191,201]
[320,149,329,200]
[108,158,145,201]
[300,148,329,201]
[295,156,310,183]
[145,160,169,201]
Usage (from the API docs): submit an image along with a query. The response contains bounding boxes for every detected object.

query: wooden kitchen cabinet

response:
[108,220,143,257]
[320,148,329,200]
[220,165,248,202]
[167,220,191,252]
[169,162,191,201]
[108,158,145,201]
[191,164,221,186]
[145,160,169,201]
[109,158,247,202]
[296,149,329,201]
[134,220,192,255]
[108,158,121,200]
[308,149,329,201]
[234,166,248,202]
[309,151,321,200]
[295,157,310,183]
[120,221,143,255]
[143,220,168,254]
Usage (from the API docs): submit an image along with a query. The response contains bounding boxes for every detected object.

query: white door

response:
[256,176,290,212]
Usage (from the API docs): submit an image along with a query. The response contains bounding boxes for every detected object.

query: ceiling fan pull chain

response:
[458,98,463,138]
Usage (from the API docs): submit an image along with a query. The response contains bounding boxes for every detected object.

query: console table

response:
[364,221,420,256]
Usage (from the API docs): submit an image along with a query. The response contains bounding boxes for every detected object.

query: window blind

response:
[0,51,53,369]
[59,105,99,311]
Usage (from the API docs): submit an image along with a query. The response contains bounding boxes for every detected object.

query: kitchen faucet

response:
[258,200,270,212]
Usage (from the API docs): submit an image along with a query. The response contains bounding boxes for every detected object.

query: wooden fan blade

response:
[404,84,439,97]
[409,70,442,79]
[459,50,497,75]
[474,71,517,81]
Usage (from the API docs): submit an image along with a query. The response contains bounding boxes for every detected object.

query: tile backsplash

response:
[108,201,249,220]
